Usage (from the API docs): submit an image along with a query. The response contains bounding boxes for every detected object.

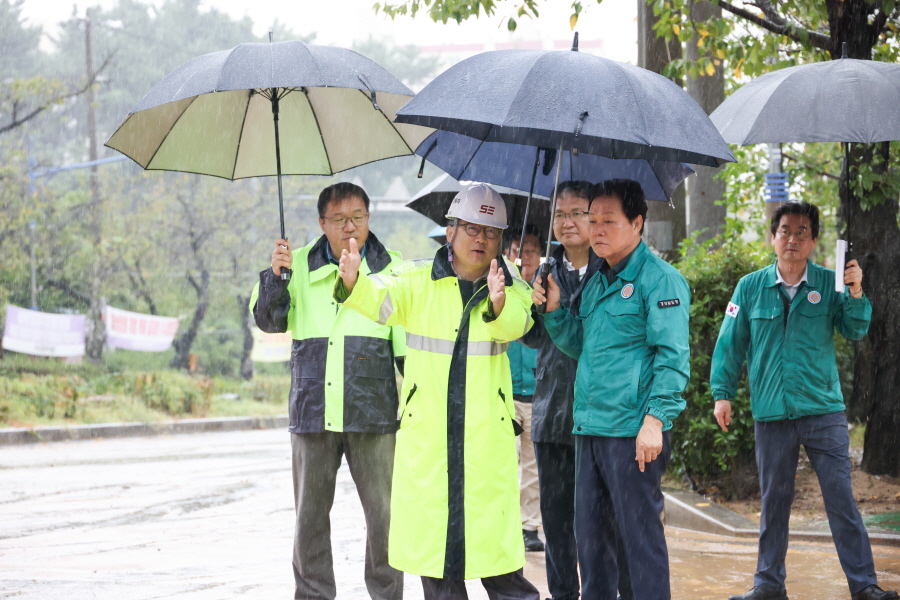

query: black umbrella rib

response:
[230,90,254,181]
[457,133,491,181]
[303,88,335,175]
[142,95,199,171]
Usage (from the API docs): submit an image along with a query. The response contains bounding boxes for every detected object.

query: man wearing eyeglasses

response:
[250,181,405,600]
[335,183,539,600]
[711,202,895,600]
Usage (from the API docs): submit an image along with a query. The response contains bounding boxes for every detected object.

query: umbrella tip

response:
[572,32,579,51]
[841,41,847,58]
[269,29,274,43]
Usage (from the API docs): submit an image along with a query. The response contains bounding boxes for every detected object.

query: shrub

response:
[673,234,771,498]
[126,372,213,416]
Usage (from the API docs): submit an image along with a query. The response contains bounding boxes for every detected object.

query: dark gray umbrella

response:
[395,40,734,168]
[106,38,432,280]
[710,48,900,145]
[396,34,724,296]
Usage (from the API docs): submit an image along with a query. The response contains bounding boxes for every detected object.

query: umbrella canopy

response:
[106,40,432,179]
[710,54,900,145]
[407,173,551,227]
[416,130,694,203]
[395,46,735,168]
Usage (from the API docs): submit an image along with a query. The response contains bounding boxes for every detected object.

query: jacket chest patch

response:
[621,283,635,299]
[807,290,821,304]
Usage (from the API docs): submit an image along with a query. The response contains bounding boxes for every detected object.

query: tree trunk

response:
[825,1,900,476]
[84,9,105,364]
[685,0,726,244]
[171,269,209,371]
[638,0,686,260]
[237,293,254,381]
[842,142,900,477]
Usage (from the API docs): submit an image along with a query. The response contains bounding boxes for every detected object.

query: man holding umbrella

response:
[533,179,690,600]
[519,180,602,600]
[251,182,404,600]
[711,201,897,600]
[335,184,540,600]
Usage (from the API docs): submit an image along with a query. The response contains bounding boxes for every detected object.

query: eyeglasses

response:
[776,228,812,241]
[323,213,369,227]
[553,210,589,222]
[459,223,502,240]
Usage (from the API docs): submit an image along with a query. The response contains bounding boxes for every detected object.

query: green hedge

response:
[673,235,772,498]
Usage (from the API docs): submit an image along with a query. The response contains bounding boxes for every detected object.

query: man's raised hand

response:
[487,259,506,317]
[844,259,864,298]
[531,273,561,313]
[339,237,362,294]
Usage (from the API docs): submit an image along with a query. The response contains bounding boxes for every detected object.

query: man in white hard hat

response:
[334,183,540,600]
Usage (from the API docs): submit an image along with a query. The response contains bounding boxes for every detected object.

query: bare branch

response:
[713,0,831,50]
[43,278,91,305]
[747,0,786,25]
[0,52,114,136]
[782,152,841,181]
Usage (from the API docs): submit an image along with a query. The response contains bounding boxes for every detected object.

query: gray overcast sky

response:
[22,0,638,64]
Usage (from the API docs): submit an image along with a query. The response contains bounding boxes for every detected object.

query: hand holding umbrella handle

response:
[272,238,292,281]
[533,265,560,314]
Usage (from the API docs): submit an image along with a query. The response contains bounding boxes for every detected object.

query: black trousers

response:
[534,441,635,600]
[421,569,540,600]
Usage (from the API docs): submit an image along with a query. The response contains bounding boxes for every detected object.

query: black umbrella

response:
[710,46,900,145]
[709,43,900,290]
[395,34,729,298]
[106,37,432,280]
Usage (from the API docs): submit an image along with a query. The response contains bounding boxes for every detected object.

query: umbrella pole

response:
[516,146,542,264]
[272,88,291,281]
[536,139,565,315]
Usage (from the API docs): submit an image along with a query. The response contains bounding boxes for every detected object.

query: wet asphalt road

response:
[1,429,898,600]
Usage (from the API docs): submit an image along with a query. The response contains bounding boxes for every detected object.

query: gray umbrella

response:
[106,38,432,280]
[710,48,900,144]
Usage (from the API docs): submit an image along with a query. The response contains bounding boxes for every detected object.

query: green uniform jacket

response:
[508,341,537,397]
[543,241,690,437]
[710,260,871,421]
[250,234,405,434]
[337,246,534,580]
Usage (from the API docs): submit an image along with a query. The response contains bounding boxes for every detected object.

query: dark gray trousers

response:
[420,569,540,600]
[754,412,877,595]
[291,431,402,600]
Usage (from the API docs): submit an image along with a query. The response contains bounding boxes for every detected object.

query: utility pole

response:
[638,0,686,261]
[685,0,726,244]
[84,8,105,363]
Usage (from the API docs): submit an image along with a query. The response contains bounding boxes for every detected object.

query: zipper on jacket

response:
[397,383,418,427]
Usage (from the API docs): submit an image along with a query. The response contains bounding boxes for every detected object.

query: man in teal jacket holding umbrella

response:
[532,179,690,600]
[711,201,896,600]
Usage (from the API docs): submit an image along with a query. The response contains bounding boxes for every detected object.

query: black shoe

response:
[523,529,544,552]
[853,585,900,600]
[728,587,788,600]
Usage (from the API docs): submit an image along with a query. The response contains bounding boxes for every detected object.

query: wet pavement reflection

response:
[1,429,897,599]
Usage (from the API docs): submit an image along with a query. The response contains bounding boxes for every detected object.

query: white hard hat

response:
[445,183,508,229]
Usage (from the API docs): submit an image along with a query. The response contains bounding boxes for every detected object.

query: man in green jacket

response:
[532,179,690,600]
[711,201,896,600]
[251,182,404,600]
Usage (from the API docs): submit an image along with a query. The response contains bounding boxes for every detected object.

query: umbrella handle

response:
[535,262,553,315]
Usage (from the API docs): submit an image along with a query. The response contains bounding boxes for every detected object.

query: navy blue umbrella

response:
[416,130,694,203]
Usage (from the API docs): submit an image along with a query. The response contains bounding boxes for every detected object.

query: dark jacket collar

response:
[431,245,514,286]
[550,244,603,278]
[307,232,393,274]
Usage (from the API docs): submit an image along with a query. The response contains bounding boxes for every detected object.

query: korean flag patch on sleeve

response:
[725,302,740,318]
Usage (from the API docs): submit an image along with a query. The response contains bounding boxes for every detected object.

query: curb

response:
[0,415,289,446]
[663,489,900,548]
